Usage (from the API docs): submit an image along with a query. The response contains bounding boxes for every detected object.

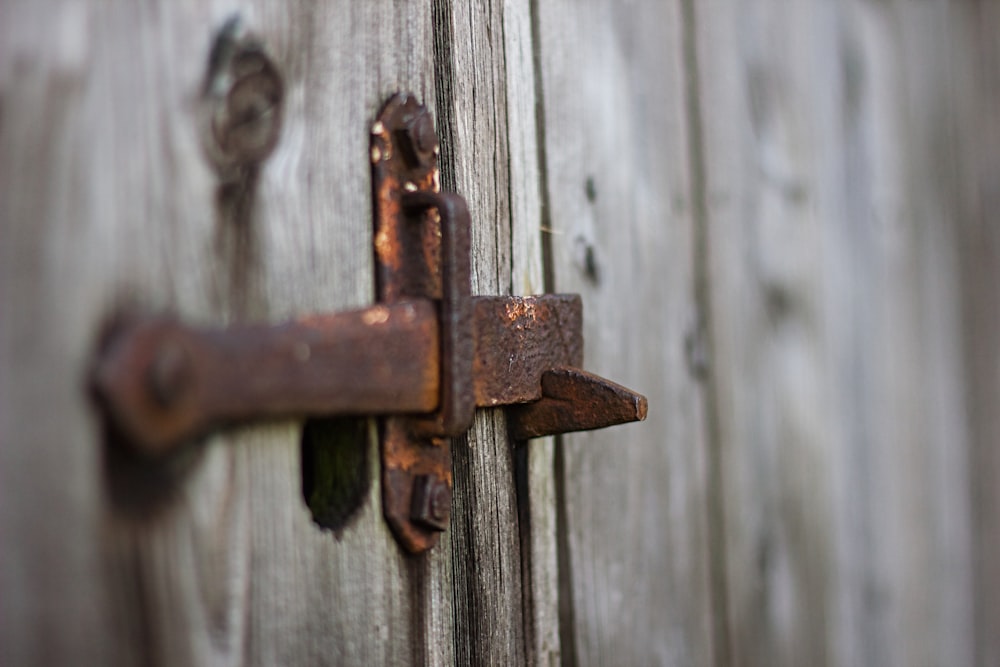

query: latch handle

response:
[401,191,474,438]
[93,302,440,456]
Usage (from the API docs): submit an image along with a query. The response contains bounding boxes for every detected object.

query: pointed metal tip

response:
[635,394,649,423]
[508,367,648,440]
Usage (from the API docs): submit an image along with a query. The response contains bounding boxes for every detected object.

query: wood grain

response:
[534,0,717,664]
[960,4,1000,665]
[0,1,449,664]
[5,0,996,665]
[501,0,561,663]
[0,0,559,661]
[433,0,538,661]
[693,1,976,665]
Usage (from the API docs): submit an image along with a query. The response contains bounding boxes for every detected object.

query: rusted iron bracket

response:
[92,92,647,554]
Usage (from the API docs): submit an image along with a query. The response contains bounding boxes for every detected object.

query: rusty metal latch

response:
[93,92,647,553]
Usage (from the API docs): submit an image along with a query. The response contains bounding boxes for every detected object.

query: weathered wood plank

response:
[534,0,716,664]
[959,4,1000,665]
[433,0,541,661]
[236,4,450,665]
[692,1,976,665]
[501,0,561,664]
[0,1,450,664]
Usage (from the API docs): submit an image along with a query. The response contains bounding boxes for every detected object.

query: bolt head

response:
[429,482,450,522]
[397,109,438,169]
[147,340,192,409]
[410,474,451,531]
[411,111,437,154]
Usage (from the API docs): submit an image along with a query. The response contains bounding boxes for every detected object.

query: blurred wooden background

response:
[2,0,997,665]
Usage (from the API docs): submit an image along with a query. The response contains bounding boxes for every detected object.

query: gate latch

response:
[93,93,647,553]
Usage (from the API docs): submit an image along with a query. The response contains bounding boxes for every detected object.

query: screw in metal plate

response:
[147,340,192,409]
[410,474,451,532]
[396,108,438,169]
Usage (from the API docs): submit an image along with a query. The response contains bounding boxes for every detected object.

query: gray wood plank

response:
[0,1,450,664]
[534,0,717,664]
[433,0,542,662]
[501,0,561,664]
[692,2,976,665]
[958,4,1000,665]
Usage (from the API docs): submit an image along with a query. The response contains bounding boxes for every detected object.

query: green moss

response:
[301,417,370,532]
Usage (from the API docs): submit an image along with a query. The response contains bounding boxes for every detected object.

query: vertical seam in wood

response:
[497,4,537,661]
[514,443,537,665]
[551,436,578,667]
[529,0,577,665]
[955,6,992,662]
[408,558,430,667]
[432,0,457,193]
[528,0,556,296]
[488,0,505,296]
[500,3,517,298]
[679,1,733,664]
[431,3,458,663]
[526,4,578,666]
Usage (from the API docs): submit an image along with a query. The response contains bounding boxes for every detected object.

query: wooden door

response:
[2,1,997,666]
[0,1,562,663]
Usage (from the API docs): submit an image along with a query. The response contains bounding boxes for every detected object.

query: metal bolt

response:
[429,481,450,522]
[397,109,438,169]
[147,340,191,409]
[410,474,451,531]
